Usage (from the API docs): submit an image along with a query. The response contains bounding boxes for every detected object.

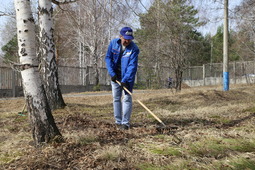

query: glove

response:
[111,75,117,82]
[121,82,128,89]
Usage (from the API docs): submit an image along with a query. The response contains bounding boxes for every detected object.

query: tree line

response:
[2,0,254,89]
[0,0,254,146]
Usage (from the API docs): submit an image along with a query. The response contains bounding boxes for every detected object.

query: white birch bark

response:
[15,0,62,146]
[38,0,65,110]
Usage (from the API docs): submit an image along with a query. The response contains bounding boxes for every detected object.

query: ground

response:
[1,84,255,169]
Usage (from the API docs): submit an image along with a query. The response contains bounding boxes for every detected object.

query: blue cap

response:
[120,27,134,40]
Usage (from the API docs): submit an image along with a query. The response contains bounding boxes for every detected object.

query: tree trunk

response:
[175,66,183,91]
[93,43,99,86]
[15,0,62,147]
[94,63,99,86]
[38,0,66,110]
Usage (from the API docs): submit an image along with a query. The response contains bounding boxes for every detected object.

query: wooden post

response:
[233,61,236,84]
[0,67,2,89]
[85,66,90,85]
[12,70,16,97]
[203,64,206,86]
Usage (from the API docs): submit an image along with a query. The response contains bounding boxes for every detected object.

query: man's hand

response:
[111,75,117,82]
[121,82,128,89]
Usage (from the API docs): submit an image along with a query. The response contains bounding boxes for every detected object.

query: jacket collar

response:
[117,38,132,48]
[117,38,121,44]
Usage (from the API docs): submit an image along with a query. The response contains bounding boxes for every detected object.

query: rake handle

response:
[136,100,166,127]
[116,80,132,96]
[116,80,166,127]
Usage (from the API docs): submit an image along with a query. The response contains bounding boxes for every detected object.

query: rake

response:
[116,80,180,143]
[116,80,167,127]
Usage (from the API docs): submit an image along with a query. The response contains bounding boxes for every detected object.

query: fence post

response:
[233,61,236,84]
[85,66,90,85]
[135,70,138,84]
[203,64,205,86]
[12,70,16,97]
[0,67,1,89]
[254,60,255,74]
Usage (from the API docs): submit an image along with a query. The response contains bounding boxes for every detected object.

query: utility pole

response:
[210,34,213,74]
[210,34,213,64]
[223,0,229,91]
[155,0,160,86]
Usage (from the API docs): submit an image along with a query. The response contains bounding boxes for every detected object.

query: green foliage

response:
[226,138,255,152]
[136,163,162,170]
[137,161,190,170]
[78,136,98,145]
[209,115,231,124]
[1,35,19,63]
[211,25,240,63]
[189,138,228,158]
[149,146,182,156]
[93,84,101,91]
[189,137,255,158]
[0,151,23,164]
[211,26,223,63]
[229,158,255,170]
[212,158,255,170]
[243,106,255,113]
[136,0,205,89]
[133,82,147,90]
[188,31,211,66]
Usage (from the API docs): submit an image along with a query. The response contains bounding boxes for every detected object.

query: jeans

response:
[111,81,132,127]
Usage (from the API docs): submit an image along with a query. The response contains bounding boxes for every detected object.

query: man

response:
[168,77,173,88]
[105,27,140,130]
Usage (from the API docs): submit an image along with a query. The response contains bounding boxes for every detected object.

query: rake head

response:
[155,125,182,144]
[155,124,178,134]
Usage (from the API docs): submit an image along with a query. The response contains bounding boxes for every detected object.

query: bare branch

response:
[138,0,148,12]
[52,0,76,5]
[0,11,15,18]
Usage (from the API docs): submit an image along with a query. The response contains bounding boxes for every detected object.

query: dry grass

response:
[1,84,255,169]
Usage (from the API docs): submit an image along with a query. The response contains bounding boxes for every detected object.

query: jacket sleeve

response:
[122,48,139,83]
[105,41,116,77]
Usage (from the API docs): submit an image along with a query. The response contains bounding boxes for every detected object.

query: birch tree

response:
[15,0,62,147]
[233,0,255,60]
[38,0,66,110]
[54,0,138,86]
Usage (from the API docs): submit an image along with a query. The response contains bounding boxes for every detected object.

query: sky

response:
[0,0,15,54]
[195,0,243,35]
[0,0,14,25]
[0,0,244,33]
[0,0,244,55]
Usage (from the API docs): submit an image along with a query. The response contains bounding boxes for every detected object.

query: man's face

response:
[120,36,132,46]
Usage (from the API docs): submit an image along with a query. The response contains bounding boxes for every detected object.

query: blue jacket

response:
[105,38,139,92]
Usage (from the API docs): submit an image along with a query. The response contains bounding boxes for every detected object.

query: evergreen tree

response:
[211,25,239,63]
[1,35,19,63]
[136,0,203,90]
[187,31,211,66]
